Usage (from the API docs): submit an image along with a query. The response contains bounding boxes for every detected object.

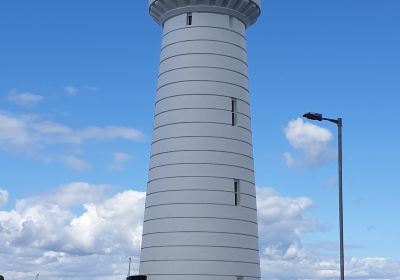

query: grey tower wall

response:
[140,1,261,279]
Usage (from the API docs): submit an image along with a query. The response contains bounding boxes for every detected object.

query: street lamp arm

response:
[322,117,342,127]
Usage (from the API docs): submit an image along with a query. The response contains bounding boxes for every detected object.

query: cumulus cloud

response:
[65,190,144,255]
[0,183,145,255]
[0,185,399,280]
[256,187,400,280]
[284,118,336,167]
[0,112,145,153]
[7,90,44,106]
[257,188,321,254]
[108,152,132,171]
[0,189,8,207]
[63,156,91,171]
[0,183,145,279]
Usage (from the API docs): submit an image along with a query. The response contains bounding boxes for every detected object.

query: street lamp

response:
[303,112,344,280]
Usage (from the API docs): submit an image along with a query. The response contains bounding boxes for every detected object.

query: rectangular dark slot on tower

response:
[231,98,237,126]
[127,276,146,280]
[234,180,240,206]
[186,13,192,25]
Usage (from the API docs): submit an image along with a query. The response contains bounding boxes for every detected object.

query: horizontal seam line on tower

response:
[141,245,259,251]
[151,136,253,146]
[154,107,251,119]
[147,176,254,185]
[150,149,253,159]
[140,259,260,265]
[158,66,249,80]
[156,93,250,106]
[238,125,251,132]
[145,202,256,210]
[152,121,252,133]
[241,205,258,210]
[149,162,254,172]
[161,39,247,53]
[146,189,256,198]
[143,217,257,224]
[162,25,247,40]
[157,79,249,93]
[142,230,258,238]
[159,52,248,67]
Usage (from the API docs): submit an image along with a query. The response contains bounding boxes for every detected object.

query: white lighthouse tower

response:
[138,1,262,279]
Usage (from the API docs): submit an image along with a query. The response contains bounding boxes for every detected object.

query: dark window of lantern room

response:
[186,13,192,25]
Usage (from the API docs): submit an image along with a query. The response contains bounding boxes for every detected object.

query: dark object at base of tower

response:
[127,276,146,280]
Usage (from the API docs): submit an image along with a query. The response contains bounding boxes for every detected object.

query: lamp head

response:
[303,112,323,121]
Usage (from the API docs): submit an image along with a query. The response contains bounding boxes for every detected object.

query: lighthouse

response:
[138,1,262,279]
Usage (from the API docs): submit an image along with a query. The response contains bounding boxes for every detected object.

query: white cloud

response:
[0,183,145,280]
[0,112,145,153]
[260,253,400,280]
[63,156,91,171]
[108,152,132,171]
[256,187,400,280]
[32,122,145,144]
[65,190,144,255]
[17,182,108,209]
[7,90,44,106]
[257,188,320,249]
[0,184,399,280]
[0,189,8,207]
[64,86,79,96]
[0,113,34,147]
[284,118,336,167]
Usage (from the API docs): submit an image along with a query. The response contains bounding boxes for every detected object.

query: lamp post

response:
[303,112,344,280]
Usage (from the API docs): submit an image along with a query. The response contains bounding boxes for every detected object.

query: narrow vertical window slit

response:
[186,13,192,25]
[231,98,237,126]
[234,180,240,206]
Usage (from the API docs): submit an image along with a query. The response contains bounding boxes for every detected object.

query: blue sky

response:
[0,1,399,279]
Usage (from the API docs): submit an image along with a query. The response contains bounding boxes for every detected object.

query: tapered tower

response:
[139,1,262,279]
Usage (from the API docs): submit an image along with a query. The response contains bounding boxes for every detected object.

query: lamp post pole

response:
[303,113,344,280]
[337,118,344,280]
